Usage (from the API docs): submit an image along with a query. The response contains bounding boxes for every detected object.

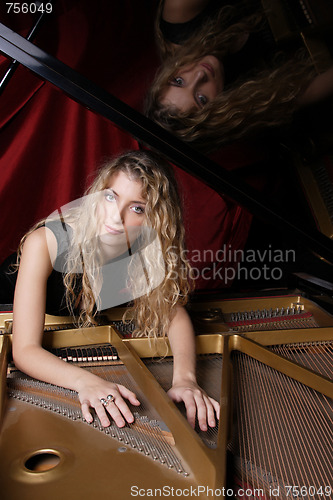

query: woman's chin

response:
[100,234,128,256]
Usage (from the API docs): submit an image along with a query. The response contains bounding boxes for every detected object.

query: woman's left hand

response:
[167,380,220,431]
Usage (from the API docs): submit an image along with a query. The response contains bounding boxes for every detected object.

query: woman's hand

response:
[167,380,220,431]
[77,376,141,428]
[166,306,220,431]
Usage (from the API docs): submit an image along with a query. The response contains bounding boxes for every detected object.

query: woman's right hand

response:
[77,376,141,428]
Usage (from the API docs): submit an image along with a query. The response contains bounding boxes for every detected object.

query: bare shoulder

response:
[162,0,211,23]
[297,65,333,108]
[20,226,57,272]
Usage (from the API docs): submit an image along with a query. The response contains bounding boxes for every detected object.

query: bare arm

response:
[166,306,220,431]
[162,0,211,23]
[297,66,333,108]
[12,228,139,427]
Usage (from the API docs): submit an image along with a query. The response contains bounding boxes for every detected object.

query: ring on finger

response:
[100,394,115,407]
[107,394,115,403]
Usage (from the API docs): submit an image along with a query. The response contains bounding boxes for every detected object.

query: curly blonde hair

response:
[146,2,316,153]
[18,151,192,339]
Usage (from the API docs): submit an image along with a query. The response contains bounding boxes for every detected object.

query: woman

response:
[146,0,333,153]
[11,150,219,432]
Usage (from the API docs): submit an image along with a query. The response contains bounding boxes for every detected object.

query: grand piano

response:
[0,1,332,499]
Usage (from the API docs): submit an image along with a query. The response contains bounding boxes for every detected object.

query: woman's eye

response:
[172,77,184,86]
[132,205,145,214]
[105,192,115,202]
[197,94,207,106]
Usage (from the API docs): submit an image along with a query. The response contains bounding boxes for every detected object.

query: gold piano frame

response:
[0,293,332,499]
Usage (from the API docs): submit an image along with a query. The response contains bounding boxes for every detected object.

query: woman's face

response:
[161,55,224,112]
[97,171,146,257]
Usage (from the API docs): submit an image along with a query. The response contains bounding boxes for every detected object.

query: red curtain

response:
[0,1,158,255]
[0,0,253,290]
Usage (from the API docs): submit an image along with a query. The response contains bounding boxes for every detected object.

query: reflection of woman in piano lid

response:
[11,150,219,432]
[145,0,333,153]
